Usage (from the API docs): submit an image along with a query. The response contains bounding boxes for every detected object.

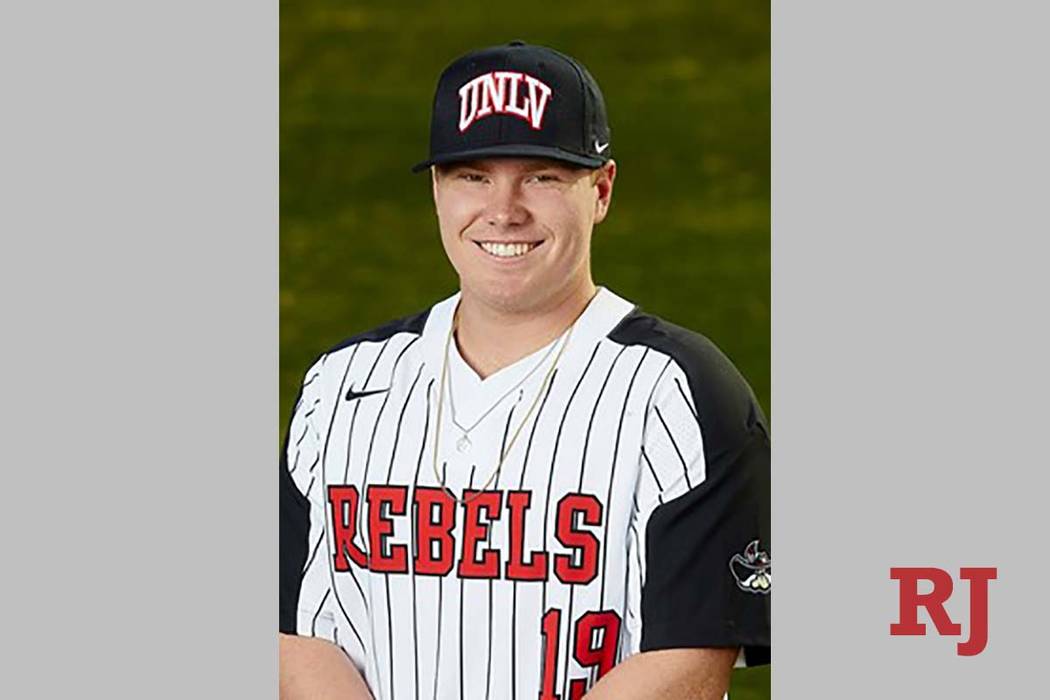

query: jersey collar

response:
[418,287,635,371]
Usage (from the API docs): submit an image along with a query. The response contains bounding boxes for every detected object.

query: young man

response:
[280,42,770,700]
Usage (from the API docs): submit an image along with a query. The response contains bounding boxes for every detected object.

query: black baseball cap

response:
[411,41,612,173]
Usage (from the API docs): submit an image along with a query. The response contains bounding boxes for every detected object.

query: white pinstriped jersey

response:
[280,288,770,699]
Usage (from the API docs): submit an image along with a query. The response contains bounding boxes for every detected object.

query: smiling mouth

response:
[475,240,544,259]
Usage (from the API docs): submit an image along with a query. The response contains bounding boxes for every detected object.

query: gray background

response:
[775,0,1049,696]
[2,1,1048,698]
[0,2,277,698]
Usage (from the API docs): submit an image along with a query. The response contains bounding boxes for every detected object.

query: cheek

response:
[435,188,475,231]
[435,199,475,254]
[436,202,459,234]
[434,208,463,267]
[437,222,472,274]
[542,201,593,257]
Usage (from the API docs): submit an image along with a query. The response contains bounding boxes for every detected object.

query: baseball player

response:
[280,42,770,700]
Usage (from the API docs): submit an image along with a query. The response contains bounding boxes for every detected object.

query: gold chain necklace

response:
[432,313,575,505]
[446,333,561,453]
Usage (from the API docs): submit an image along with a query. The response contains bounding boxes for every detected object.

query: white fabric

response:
[282,287,747,699]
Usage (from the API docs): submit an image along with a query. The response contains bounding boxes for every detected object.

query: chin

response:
[470,279,547,314]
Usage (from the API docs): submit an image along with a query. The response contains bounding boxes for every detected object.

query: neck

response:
[455,281,598,379]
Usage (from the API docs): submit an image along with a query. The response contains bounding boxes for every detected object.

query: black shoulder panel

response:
[326,307,432,355]
[607,308,768,454]
[611,308,771,663]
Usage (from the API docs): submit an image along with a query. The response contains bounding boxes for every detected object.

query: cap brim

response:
[411,144,607,173]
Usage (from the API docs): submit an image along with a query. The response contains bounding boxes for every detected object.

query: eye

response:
[528,173,561,183]
[457,172,486,183]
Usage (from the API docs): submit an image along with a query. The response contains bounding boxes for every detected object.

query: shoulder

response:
[292,306,434,400]
[325,306,432,356]
[608,307,768,445]
[310,306,433,370]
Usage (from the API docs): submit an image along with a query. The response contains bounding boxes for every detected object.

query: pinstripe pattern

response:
[409,378,434,700]
[279,288,768,699]
[560,344,626,693]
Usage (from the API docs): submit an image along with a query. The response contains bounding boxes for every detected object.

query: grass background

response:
[281,1,769,696]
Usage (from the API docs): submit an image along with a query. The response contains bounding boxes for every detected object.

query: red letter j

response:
[957,567,997,656]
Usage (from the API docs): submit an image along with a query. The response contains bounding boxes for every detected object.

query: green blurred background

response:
[282,1,769,696]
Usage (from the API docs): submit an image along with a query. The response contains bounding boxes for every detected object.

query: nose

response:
[484,179,528,228]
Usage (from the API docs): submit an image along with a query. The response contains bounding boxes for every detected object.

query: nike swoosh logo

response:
[345,386,390,401]
[595,141,610,154]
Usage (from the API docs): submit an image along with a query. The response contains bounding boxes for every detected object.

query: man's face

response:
[431,157,616,315]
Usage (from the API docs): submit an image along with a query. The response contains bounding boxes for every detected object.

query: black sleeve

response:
[610,310,770,665]
[279,430,311,634]
[640,427,770,665]
[278,361,325,636]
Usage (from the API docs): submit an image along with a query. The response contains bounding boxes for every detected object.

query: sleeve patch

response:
[729,539,771,595]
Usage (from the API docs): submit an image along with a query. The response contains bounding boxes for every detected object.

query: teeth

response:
[479,241,537,258]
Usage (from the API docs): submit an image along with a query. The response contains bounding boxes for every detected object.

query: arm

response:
[583,647,736,700]
[280,633,373,700]
[609,338,769,695]
[279,362,373,700]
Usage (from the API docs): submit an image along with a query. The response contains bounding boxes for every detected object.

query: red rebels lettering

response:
[504,490,548,581]
[553,494,602,585]
[458,71,553,132]
[457,490,503,579]
[327,485,368,570]
[414,487,456,576]
[327,486,604,582]
[367,485,408,573]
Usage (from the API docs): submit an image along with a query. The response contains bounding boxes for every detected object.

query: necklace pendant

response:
[456,434,472,453]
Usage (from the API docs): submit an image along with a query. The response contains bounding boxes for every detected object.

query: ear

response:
[592,160,617,224]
